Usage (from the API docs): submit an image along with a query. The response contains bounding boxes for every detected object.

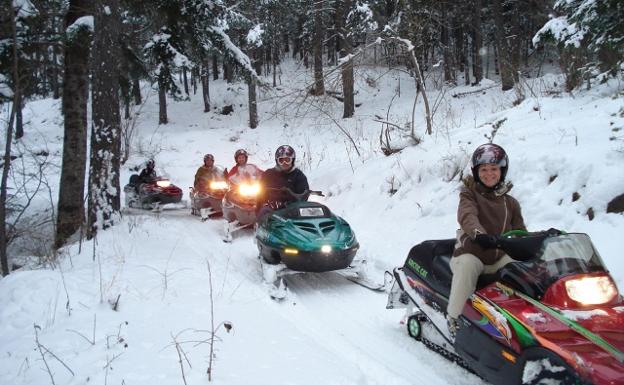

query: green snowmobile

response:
[255,189,383,299]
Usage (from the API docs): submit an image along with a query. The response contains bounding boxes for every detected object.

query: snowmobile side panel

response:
[455,323,523,385]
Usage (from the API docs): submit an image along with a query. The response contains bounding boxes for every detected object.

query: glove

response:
[474,234,501,249]
[545,228,562,236]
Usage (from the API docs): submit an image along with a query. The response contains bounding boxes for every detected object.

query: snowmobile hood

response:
[477,282,624,385]
[256,202,358,252]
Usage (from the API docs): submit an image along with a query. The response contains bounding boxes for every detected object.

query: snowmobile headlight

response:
[209,181,228,190]
[239,182,261,197]
[565,276,618,305]
[156,180,171,187]
[284,248,299,255]
[320,245,332,254]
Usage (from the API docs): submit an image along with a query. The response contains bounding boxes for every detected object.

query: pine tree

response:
[534,0,624,88]
[55,0,92,248]
[87,0,122,240]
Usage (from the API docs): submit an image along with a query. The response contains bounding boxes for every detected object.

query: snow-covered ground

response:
[1,61,623,385]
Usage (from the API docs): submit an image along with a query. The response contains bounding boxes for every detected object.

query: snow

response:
[67,15,94,34]
[560,309,609,321]
[0,74,12,98]
[246,24,264,47]
[524,313,548,324]
[522,358,566,384]
[1,58,624,385]
[12,0,37,18]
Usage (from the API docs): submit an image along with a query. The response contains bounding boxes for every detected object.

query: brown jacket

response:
[453,176,526,265]
[194,166,223,191]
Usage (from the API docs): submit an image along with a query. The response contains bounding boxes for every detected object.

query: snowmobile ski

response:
[335,270,387,291]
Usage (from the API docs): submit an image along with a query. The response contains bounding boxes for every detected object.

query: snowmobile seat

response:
[129,174,140,186]
[428,240,501,298]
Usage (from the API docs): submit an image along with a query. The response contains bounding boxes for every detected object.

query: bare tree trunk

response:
[339,0,354,118]
[293,17,303,59]
[1,4,20,275]
[182,67,189,97]
[212,54,219,80]
[491,0,515,90]
[224,57,233,83]
[441,3,455,84]
[248,76,258,129]
[15,96,23,139]
[471,0,483,85]
[130,78,140,105]
[342,59,354,118]
[311,0,325,96]
[51,15,61,99]
[55,0,92,249]
[201,61,210,112]
[158,82,168,124]
[87,0,122,240]
[272,46,278,87]
[191,66,198,95]
[510,2,521,82]
[334,0,344,65]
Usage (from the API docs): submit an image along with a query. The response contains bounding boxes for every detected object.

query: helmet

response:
[471,143,508,186]
[234,149,248,164]
[146,159,155,170]
[275,145,296,170]
[203,154,214,163]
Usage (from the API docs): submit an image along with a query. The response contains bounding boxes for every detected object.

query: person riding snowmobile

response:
[226,149,263,183]
[257,145,309,220]
[194,154,223,192]
[447,143,526,338]
[134,159,158,193]
[139,159,157,184]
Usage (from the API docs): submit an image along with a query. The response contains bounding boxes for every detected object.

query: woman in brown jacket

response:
[447,143,526,338]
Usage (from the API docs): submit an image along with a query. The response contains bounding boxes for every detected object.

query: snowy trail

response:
[172,212,486,385]
[0,207,487,385]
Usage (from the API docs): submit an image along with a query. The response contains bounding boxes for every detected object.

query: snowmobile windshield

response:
[500,233,608,298]
[278,202,331,219]
[535,233,606,276]
[229,164,262,185]
[212,166,226,181]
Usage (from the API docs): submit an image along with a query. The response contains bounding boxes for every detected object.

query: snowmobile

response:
[255,188,384,300]
[124,175,184,211]
[386,231,624,385]
[189,166,228,220]
[221,173,262,242]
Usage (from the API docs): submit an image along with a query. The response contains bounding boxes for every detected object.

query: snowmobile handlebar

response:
[495,229,565,262]
[266,187,324,200]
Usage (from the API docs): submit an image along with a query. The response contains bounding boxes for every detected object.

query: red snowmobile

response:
[124,175,184,211]
[387,231,623,385]
[221,165,263,242]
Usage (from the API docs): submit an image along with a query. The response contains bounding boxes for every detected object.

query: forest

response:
[1,0,623,276]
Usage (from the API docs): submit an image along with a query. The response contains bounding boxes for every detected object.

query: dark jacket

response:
[453,176,526,265]
[138,168,156,184]
[258,167,309,206]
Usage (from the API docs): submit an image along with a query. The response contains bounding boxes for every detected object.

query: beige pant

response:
[446,253,516,319]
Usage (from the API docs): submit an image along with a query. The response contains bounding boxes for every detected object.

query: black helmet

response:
[204,153,214,163]
[234,149,248,164]
[471,143,508,186]
[146,159,155,170]
[275,145,296,170]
